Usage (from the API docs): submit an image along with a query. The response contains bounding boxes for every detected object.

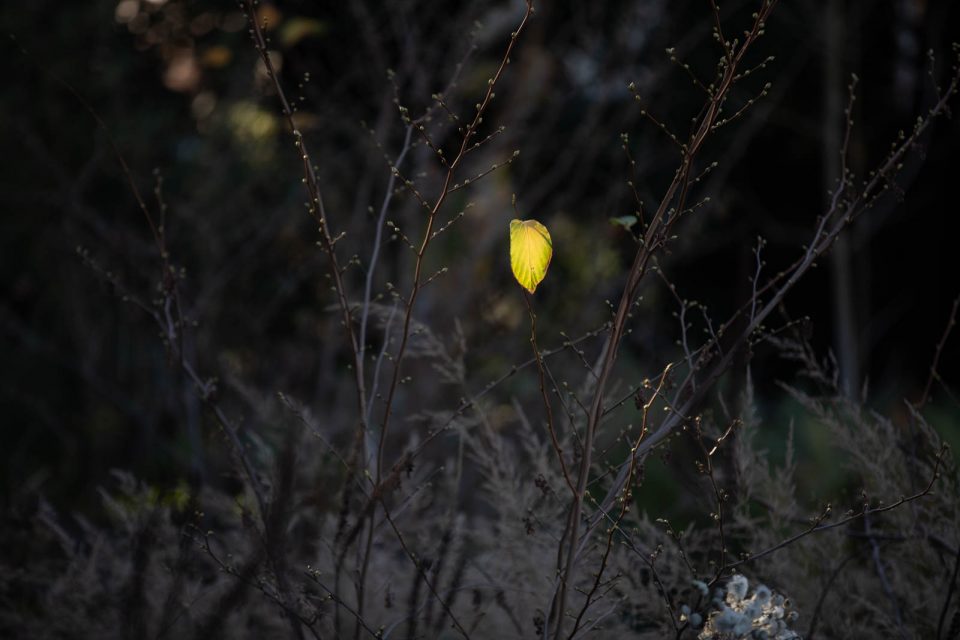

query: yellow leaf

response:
[510,219,553,293]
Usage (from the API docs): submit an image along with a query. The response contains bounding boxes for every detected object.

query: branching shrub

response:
[2,0,960,639]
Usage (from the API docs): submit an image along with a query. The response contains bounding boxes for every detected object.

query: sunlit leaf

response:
[510,219,553,293]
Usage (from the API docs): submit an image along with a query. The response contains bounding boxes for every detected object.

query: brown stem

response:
[524,291,577,495]
[550,5,778,635]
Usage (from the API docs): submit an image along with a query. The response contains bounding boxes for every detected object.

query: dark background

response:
[1,0,958,517]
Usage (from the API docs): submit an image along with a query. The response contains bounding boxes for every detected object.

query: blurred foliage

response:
[1,0,958,559]
[1,0,960,636]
